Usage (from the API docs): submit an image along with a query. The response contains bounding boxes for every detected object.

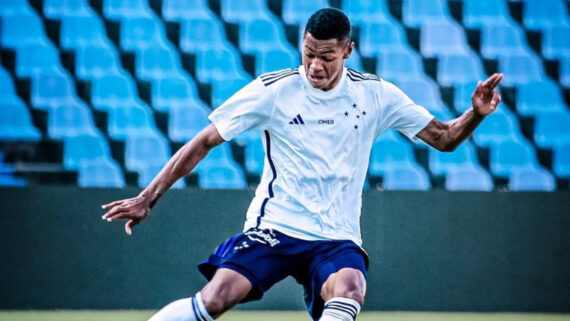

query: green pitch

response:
[0,311,569,321]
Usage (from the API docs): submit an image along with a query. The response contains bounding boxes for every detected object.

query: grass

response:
[0,311,568,321]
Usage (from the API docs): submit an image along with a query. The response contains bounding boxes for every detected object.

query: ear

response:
[343,41,354,59]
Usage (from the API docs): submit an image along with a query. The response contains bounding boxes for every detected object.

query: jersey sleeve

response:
[379,81,435,141]
[208,77,274,141]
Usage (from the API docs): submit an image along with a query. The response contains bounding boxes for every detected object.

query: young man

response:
[101,8,503,321]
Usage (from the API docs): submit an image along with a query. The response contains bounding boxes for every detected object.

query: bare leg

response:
[319,268,366,321]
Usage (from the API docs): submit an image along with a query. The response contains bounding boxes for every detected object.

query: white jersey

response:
[208,66,434,246]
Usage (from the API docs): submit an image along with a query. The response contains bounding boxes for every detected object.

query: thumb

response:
[125,219,137,235]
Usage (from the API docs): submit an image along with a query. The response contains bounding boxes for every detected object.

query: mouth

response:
[309,74,325,82]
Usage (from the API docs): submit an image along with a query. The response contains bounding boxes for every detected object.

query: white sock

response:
[320,297,361,321]
[148,292,213,321]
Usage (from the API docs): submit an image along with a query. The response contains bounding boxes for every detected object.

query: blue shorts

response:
[198,228,368,320]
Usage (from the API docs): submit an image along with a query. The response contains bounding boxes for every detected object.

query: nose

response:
[310,58,324,72]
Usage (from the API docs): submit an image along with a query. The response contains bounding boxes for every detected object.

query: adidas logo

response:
[289,114,305,125]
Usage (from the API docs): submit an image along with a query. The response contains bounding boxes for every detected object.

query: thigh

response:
[200,268,252,318]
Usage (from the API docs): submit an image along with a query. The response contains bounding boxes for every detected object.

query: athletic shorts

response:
[198,228,369,320]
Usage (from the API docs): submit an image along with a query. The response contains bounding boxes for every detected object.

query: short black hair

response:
[304,8,351,42]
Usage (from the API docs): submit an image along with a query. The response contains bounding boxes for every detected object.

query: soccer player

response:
[101,8,503,321]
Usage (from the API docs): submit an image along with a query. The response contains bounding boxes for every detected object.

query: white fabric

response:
[148,292,213,321]
[320,297,361,321]
[209,66,434,245]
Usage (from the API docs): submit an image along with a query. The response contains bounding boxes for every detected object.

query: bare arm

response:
[101,124,225,234]
[417,73,503,152]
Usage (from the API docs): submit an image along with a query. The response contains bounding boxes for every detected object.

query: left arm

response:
[417,73,504,152]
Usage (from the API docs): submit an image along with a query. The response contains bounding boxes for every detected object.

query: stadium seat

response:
[498,53,545,87]
[561,56,570,88]
[453,80,478,113]
[162,0,211,21]
[180,13,230,53]
[420,19,470,58]
[195,143,237,173]
[198,163,247,189]
[48,100,98,139]
[220,0,271,24]
[516,79,566,116]
[382,162,431,190]
[255,47,300,76]
[0,0,35,16]
[107,102,159,140]
[60,14,111,50]
[376,47,425,83]
[63,131,113,169]
[473,109,523,147]
[490,139,540,178]
[0,67,22,106]
[341,0,393,26]
[75,45,122,80]
[1,12,48,49]
[103,0,153,20]
[437,51,486,86]
[125,132,171,173]
[360,21,409,57]
[402,0,451,28]
[211,76,252,108]
[0,174,26,187]
[152,73,203,113]
[480,23,530,59]
[120,16,168,51]
[429,141,480,176]
[44,0,92,19]
[195,46,250,83]
[138,164,185,189]
[283,0,329,26]
[541,26,570,60]
[345,49,364,72]
[553,143,570,177]
[16,43,63,77]
[509,166,556,191]
[462,0,512,29]
[31,71,77,110]
[369,139,416,177]
[135,44,182,81]
[533,112,570,149]
[168,104,211,143]
[78,159,125,188]
[396,76,455,120]
[0,102,42,141]
[523,0,570,31]
[239,17,290,55]
[445,165,494,191]
[244,134,265,175]
[91,72,138,111]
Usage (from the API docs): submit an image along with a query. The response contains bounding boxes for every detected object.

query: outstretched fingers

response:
[483,73,504,90]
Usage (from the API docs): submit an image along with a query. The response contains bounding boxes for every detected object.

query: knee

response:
[200,268,252,318]
[202,295,238,317]
[321,268,366,304]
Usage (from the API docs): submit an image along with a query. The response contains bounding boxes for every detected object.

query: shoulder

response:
[346,68,382,83]
[259,68,300,87]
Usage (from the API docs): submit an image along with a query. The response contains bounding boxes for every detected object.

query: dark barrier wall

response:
[0,187,569,312]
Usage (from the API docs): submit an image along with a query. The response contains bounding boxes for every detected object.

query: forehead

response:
[303,32,343,53]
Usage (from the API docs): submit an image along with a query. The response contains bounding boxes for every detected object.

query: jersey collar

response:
[299,65,347,100]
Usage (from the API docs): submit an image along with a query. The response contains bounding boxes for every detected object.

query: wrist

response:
[471,107,485,119]
[138,190,159,209]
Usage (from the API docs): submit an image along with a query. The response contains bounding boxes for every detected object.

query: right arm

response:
[101,124,225,235]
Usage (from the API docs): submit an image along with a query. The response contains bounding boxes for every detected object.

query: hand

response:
[101,195,151,235]
[471,73,504,117]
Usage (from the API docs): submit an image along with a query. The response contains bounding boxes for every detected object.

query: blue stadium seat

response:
[498,53,545,87]
[78,159,125,188]
[244,134,264,175]
[211,76,252,108]
[377,47,424,83]
[221,0,271,24]
[509,166,556,191]
[445,165,494,191]
[31,71,77,110]
[195,46,250,83]
[382,162,431,190]
[120,15,168,51]
[429,141,480,176]
[369,139,416,177]
[180,12,230,54]
[523,0,570,31]
[152,73,203,113]
[473,109,523,147]
[453,80,478,113]
[420,19,470,58]
[255,47,300,76]
[341,0,393,26]
[283,0,329,26]
[63,131,113,169]
[1,12,48,49]
[360,21,409,57]
[437,51,486,86]
[16,43,63,77]
[60,14,111,50]
[103,0,153,20]
[195,143,237,173]
[76,45,122,80]
[138,164,185,189]
[462,0,512,29]
[561,56,570,88]
[135,44,181,81]
[44,0,92,19]
[0,102,42,141]
[107,102,159,140]
[534,112,570,149]
[198,162,247,189]
[48,100,98,139]
[553,143,570,177]
[516,79,566,116]
[239,16,290,55]
[345,49,364,72]
[0,67,22,106]
[480,23,530,59]
[125,132,170,173]
[168,104,211,143]
[402,0,451,28]
[91,71,138,111]
[0,174,26,187]
[162,0,211,21]
[541,26,570,60]
[490,139,540,178]
[396,76,455,120]
[0,0,35,16]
